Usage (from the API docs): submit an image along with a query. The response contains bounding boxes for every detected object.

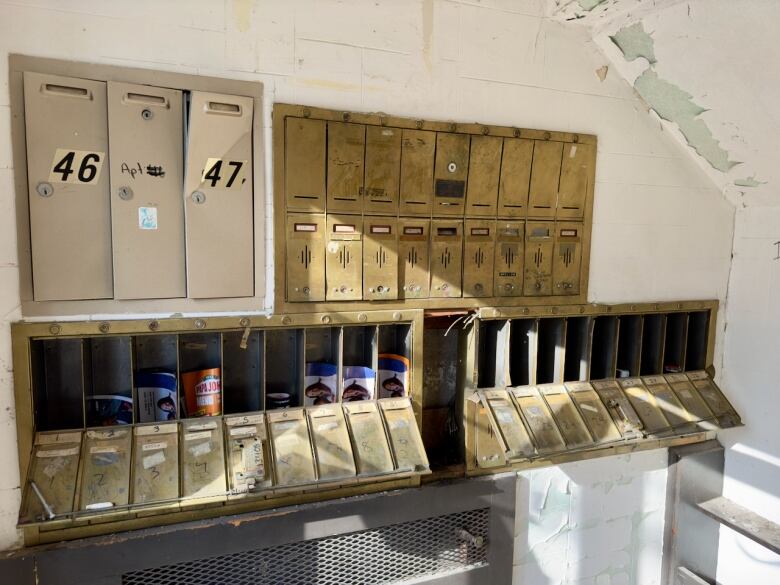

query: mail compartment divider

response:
[639,314,665,376]
[222,330,264,414]
[616,315,642,377]
[663,312,687,373]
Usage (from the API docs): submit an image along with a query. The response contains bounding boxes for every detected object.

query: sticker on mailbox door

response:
[201,158,248,188]
[138,207,158,230]
[49,149,105,184]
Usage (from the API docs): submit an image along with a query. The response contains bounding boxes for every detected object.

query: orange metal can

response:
[181,368,222,417]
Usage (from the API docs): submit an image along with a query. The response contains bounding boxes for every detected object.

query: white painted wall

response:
[0,1,734,580]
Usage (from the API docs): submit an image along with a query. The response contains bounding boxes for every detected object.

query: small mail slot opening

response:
[536,318,565,384]
[265,329,304,409]
[563,317,591,382]
[590,316,618,379]
[437,227,458,236]
[663,313,687,373]
[403,226,424,236]
[509,319,537,386]
[616,315,641,377]
[43,83,89,98]
[125,92,167,106]
[222,330,264,414]
[499,228,521,237]
[640,314,665,376]
[206,101,241,114]
[685,311,710,371]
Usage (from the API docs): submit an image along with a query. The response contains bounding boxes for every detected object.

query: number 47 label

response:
[49,149,105,184]
[201,158,248,189]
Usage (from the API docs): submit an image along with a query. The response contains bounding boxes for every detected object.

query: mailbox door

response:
[494,221,525,297]
[184,91,254,298]
[591,380,643,438]
[24,72,112,301]
[498,138,532,218]
[511,388,566,454]
[557,143,591,219]
[483,390,535,460]
[687,371,741,428]
[523,222,554,296]
[325,215,363,301]
[398,219,430,299]
[132,424,179,508]
[528,140,562,219]
[433,133,469,216]
[108,82,185,299]
[566,382,622,443]
[618,378,670,435]
[474,402,507,469]
[642,375,691,429]
[364,126,401,214]
[308,405,357,482]
[664,373,714,426]
[268,409,317,486]
[430,220,463,298]
[285,117,326,212]
[379,398,429,473]
[465,135,502,216]
[286,213,326,302]
[79,429,132,512]
[363,217,399,301]
[344,402,395,476]
[399,129,434,216]
[539,385,593,449]
[224,414,271,493]
[553,222,583,295]
[463,220,495,298]
[180,419,227,501]
[326,121,364,213]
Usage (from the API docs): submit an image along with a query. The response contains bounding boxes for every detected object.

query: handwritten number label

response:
[49,149,105,184]
[201,158,247,189]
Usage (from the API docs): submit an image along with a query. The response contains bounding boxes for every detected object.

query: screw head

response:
[321,315,331,324]
[358,313,367,322]
[281,316,292,325]
[393,312,403,321]
[239,317,250,327]
[194,319,206,329]
[49,324,61,335]
[98,322,110,333]
[481,126,490,135]
[513,128,521,138]
[415,120,424,129]
[192,191,206,204]
[36,182,53,197]
[447,161,457,173]
[118,186,133,201]
[148,320,160,331]
[342,112,351,122]
[141,108,154,120]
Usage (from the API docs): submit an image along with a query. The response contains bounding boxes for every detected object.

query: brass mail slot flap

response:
[132,423,179,508]
[473,399,508,469]
[481,390,535,460]
[79,428,132,514]
[664,374,718,431]
[565,382,622,443]
[538,384,594,449]
[591,380,643,438]
[641,375,692,429]
[618,378,670,435]
[510,387,566,454]
[379,398,430,473]
[267,409,317,487]
[20,431,83,526]
[308,405,357,482]
[180,419,227,502]
[343,402,395,476]
[686,371,742,427]
[224,414,272,494]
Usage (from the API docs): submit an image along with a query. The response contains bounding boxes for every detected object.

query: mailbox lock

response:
[192,191,206,204]
[504,283,514,292]
[117,186,133,201]
[474,283,483,293]
[535,281,542,290]
[447,161,457,173]
[339,285,348,294]
[141,108,154,121]
[302,286,310,295]
[440,283,449,291]
[377,285,386,293]
[36,182,53,198]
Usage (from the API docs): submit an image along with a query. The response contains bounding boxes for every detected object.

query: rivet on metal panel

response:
[282,316,292,325]
[481,126,489,135]
[447,162,458,173]
[141,108,154,121]
[552,307,559,314]
[393,312,403,321]
[191,191,206,204]
[117,186,133,201]
[631,304,637,311]
[49,324,61,335]
[36,182,53,198]
[148,320,159,331]
[415,120,424,129]
[573,134,579,143]
[302,108,311,118]
[677,303,683,310]
[194,319,206,329]
[321,315,331,324]
[379,116,387,126]
[239,317,250,327]
[358,313,367,322]
[513,128,521,138]
[343,112,351,122]
[449,123,456,132]
[579,306,585,313]
[98,322,110,334]
[543,131,551,140]
[522,308,529,315]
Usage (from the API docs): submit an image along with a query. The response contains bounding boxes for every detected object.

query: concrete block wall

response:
[0,1,733,579]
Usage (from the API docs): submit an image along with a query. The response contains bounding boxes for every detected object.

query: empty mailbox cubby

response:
[536,318,566,384]
[685,311,710,371]
[509,319,538,386]
[589,316,617,380]
[265,329,304,409]
[640,314,665,376]
[563,317,592,382]
[477,320,510,388]
[616,315,642,377]
[31,339,86,431]
[222,330,264,414]
[663,312,688,373]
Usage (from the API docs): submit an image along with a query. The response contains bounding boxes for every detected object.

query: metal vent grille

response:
[122,508,489,585]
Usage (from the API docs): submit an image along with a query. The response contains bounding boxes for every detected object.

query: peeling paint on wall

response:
[734,176,766,187]
[578,0,608,11]
[634,69,739,172]
[595,65,609,81]
[610,22,657,64]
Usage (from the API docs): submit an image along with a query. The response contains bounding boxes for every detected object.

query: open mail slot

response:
[344,402,395,477]
[267,409,317,489]
[132,423,179,513]
[308,404,357,483]
[180,418,226,505]
[686,371,742,428]
[79,428,132,520]
[380,398,430,473]
[463,220,495,298]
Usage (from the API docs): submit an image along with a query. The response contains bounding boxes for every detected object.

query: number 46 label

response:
[49,149,105,184]
[201,158,248,189]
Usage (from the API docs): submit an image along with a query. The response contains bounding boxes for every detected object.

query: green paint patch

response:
[634,70,739,172]
[611,22,656,64]
[734,176,765,187]
[578,0,608,10]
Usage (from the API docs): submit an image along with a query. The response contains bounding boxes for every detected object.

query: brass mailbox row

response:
[287,214,584,301]
[19,398,428,527]
[284,117,593,219]
[472,372,741,470]
[23,72,255,302]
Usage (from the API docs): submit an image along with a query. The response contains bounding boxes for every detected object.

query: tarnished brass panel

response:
[180,419,227,503]
[510,387,566,454]
[687,371,742,428]
[433,133,469,216]
[285,117,326,212]
[286,213,326,302]
[474,402,507,469]
[78,428,131,514]
[528,141,562,220]
[539,384,593,449]
[642,375,691,429]
[24,72,112,301]
[557,143,592,219]
[379,398,429,473]
[618,378,670,435]
[398,219,430,299]
[399,129,435,216]
[308,404,357,482]
[482,390,535,460]
[132,423,179,508]
[664,373,716,430]
[553,222,583,295]
[224,414,271,494]
[591,380,643,438]
[463,219,495,298]
[268,409,317,487]
[343,402,394,476]
[498,138,532,218]
[494,221,524,297]
[364,126,402,214]
[327,121,364,213]
[566,382,622,443]
[430,220,463,298]
[523,222,554,296]
[326,215,363,301]
[363,217,399,301]
[465,135,502,216]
